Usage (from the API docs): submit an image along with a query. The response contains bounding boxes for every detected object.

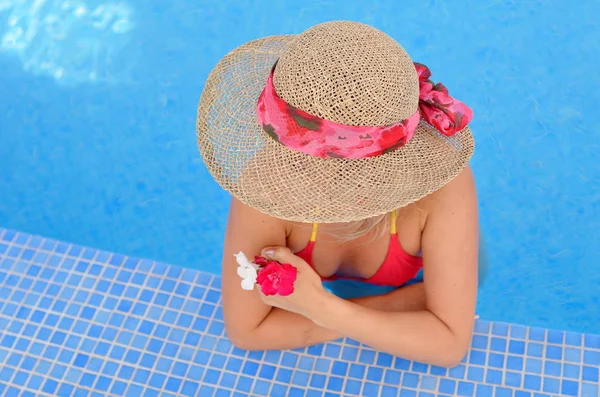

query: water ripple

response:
[0,0,135,84]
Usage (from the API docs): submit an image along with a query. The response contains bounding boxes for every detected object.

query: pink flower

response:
[255,260,298,296]
[253,256,269,267]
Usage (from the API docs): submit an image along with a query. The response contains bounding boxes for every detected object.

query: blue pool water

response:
[1,0,599,342]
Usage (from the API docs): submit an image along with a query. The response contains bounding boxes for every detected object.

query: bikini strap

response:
[310,223,318,242]
[390,210,397,235]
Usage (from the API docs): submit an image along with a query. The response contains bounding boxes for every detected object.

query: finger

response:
[260,246,306,267]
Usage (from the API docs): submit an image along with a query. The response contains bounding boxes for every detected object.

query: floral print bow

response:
[414,63,473,137]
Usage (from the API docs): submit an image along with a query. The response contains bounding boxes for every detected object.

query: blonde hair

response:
[320,212,393,243]
[314,202,424,243]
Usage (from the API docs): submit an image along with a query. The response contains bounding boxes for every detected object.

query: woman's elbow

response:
[434,348,468,368]
[229,335,259,351]
[225,323,279,351]
[224,321,260,351]
[227,328,262,351]
[433,337,470,368]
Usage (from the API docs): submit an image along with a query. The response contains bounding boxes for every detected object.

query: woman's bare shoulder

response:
[418,166,477,219]
[229,197,290,232]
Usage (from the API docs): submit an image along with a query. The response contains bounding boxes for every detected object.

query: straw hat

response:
[197,21,474,223]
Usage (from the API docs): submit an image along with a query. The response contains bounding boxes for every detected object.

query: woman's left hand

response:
[256,246,330,320]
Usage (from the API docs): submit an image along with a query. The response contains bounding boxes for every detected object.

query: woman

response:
[196,21,480,367]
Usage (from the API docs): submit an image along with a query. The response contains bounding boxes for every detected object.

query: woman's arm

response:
[241,283,427,350]
[220,199,287,348]
[304,168,479,366]
[221,199,426,350]
[352,282,426,312]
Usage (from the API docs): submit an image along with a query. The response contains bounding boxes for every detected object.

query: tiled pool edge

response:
[0,227,598,397]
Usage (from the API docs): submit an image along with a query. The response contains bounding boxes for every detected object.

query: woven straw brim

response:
[197,35,474,224]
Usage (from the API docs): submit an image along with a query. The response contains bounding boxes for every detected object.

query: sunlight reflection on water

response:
[0,0,135,84]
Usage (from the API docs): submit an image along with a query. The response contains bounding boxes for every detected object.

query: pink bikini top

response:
[295,211,424,287]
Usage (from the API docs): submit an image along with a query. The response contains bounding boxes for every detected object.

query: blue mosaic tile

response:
[543,377,560,394]
[485,369,502,385]
[0,229,599,396]
[584,335,600,349]
[524,374,542,391]
[512,326,529,340]
[449,364,466,379]
[490,337,507,352]
[563,363,580,379]
[565,347,582,363]
[504,371,522,387]
[430,365,447,377]
[467,366,484,382]
[474,321,490,334]
[438,378,456,394]
[527,343,543,357]
[581,382,599,397]
[582,365,599,382]
[402,372,419,388]
[527,358,544,375]
[543,360,561,377]
[470,350,486,366]
[508,340,525,355]
[475,384,493,397]
[495,387,512,397]
[488,352,505,368]
[545,345,562,360]
[419,375,437,391]
[561,380,579,396]
[384,369,401,385]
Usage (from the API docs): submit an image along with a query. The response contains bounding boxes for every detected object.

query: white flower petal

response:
[237,266,257,280]
[234,252,253,268]
[246,266,258,279]
[234,251,260,270]
[236,266,246,279]
[241,278,255,291]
